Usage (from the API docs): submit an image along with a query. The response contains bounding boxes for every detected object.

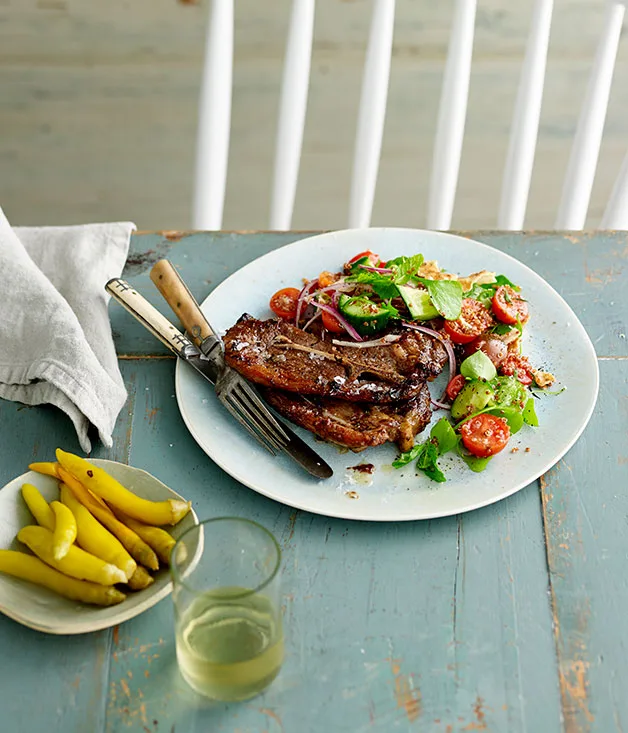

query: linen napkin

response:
[0,207,135,453]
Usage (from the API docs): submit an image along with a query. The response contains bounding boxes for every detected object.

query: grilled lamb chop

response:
[263,383,432,452]
[223,315,447,403]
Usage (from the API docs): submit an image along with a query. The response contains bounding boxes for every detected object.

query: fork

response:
[106,276,333,478]
[213,360,289,454]
[146,260,293,455]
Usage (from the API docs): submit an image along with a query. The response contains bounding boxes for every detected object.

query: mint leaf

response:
[387,254,425,285]
[392,417,459,482]
[465,274,520,304]
[460,351,497,381]
[464,283,494,307]
[419,279,463,320]
[416,441,447,483]
[523,397,539,427]
[492,375,527,409]
[430,416,459,454]
[460,451,493,473]
[456,403,524,433]
[456,442,493,472]
[491,323,514,336]
[493,274,520,290]
[346,270,398,300]
[487,406,524,434]
[392,444,423,468]
[383,300,401,319]
[476,274,520,291]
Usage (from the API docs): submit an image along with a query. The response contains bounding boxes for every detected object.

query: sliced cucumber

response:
[451,382,495,420]
[397,284,439,320]
[338,294,392,336]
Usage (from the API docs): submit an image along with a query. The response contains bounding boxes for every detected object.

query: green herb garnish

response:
[393,418,458,483]
[523,397,539,426]
[385,254,425,285]
[346,270,399,300]
[417,278,463,320]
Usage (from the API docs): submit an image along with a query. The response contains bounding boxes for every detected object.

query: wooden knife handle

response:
[150,259,214,345]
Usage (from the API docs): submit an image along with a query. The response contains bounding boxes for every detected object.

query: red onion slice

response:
[295,278,318,327]
[314,301,363,341]
[317,280,353,294]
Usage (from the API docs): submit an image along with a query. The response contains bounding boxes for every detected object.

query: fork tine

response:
[233,383,290,445]
[219,395,278,455]
[222,381,285,450]
[227,388,286,449]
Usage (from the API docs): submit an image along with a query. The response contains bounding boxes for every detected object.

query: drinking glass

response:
[170,517,283,701]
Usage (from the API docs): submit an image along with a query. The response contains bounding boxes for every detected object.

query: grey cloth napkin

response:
[0,207,135,453]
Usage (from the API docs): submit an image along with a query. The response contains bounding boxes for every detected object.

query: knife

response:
[106,274,333,480]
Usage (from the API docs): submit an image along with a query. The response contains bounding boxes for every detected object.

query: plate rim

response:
[0,458,198,635]
[175,227,599,521]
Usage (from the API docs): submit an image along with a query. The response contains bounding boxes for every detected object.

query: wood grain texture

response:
[102,360,561,733]
[541,360,628,733]
[0,230,625,733]
[2,1,628,230]
[0,372,134,733]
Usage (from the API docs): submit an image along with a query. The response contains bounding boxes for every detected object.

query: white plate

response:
[0,460,198,634]
[175,228,599,521]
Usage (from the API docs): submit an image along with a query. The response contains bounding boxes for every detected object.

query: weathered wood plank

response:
[541,359,628,733]
[1,229,623,733]
[0,364,135,733]
[103,359,561,732]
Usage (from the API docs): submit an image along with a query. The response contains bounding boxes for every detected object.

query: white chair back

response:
[192,0,628,232]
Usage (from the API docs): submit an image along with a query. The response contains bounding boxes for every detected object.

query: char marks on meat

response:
[263,383,432,453]
[223,315,448,404]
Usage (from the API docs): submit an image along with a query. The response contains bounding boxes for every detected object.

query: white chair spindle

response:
[348,0,396,229]
[427,0,476,231]
[192,0,234,230]
[601,150,628,229]
[498,0,554,231]
[555,0,625,230]
[270,0,316,231]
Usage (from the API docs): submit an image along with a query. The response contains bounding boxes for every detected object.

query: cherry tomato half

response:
[346,250,380,267]
[321,308,345,334]
[269,287,301,321]
[445,374,467,402]
[498,353,534,386]
[443,298,494,344]
[460,413,511,458]
[492,285,529,326]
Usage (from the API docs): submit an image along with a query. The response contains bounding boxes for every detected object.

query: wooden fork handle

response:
[150,259,213,346]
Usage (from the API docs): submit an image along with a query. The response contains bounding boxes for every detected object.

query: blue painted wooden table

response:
[0,230,626,733]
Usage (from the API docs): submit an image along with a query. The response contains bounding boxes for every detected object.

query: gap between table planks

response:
[0,230,625,732]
